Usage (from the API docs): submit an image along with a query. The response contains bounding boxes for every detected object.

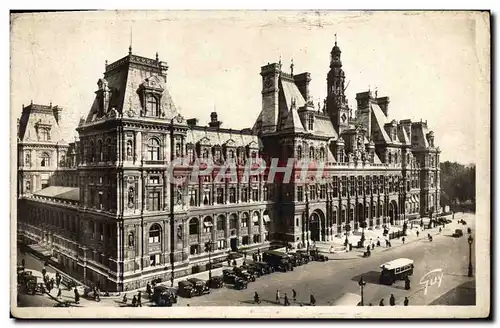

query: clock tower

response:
[326,38,350,134]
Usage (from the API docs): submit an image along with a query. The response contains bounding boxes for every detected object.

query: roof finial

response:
[375,86,378,98]
[335,33,337,46]
[278,55,282,69]
[156,52,159,61]
[290,58,294,75]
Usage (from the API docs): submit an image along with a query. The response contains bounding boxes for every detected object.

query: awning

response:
[263,215,271,223]
[252,216,259,223]
[203,221,213,228]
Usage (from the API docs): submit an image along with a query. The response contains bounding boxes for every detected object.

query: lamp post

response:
[169,117,175,287]
[206,239,214,280]
[468,235,473,277]
[358,276,366,306]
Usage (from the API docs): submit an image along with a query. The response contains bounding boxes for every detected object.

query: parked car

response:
[222,269,248,290]
[177,280,195,298]
[187,278,210,296]
[310,249,329,262]
[240,263,262,277]
[233,266,256,282]
[252,261,274,274]
[295,250,311,264]
[207,275,224,289]
[453,229,464,238]
[262,250,294,272]
[152,286,177,306]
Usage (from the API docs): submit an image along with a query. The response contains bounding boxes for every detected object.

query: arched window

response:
[186,144,194,164]
[296,146,302,160]
[41,152,50,167]
[216,215,226,231]
[189,218,199,235]
[90,141,96,162]
[241,212,249,228]
[227,149,235,160]
[309,146,315,160]
[175,143,182,158]
[146,95,160,117]
[203,217,213,233]
[97,140,103,162]
[201,148,209,159]
[105,138,111,162]
[149,224,161,244]
[147,138,160,161]
[319,147,326,161]
[229,214,238,230]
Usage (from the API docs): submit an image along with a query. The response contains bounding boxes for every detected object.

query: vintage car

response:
[453,229,464,238]
[233,277,248,290]
[252,261,274,274]
[310,249,329,262]
[177,280,195,298]
[287,252,304,266]
[222,269,248,290]
[262,250,294,272]
[379,258,414,285]
[240,263,262,277]
[187,278,210,296]
[207,275,224,289]
[295,250,311,264]
[233,266,256,282]
[152,286,178,306]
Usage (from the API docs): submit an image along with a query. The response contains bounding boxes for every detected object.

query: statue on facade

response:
[126,141,133,159]
[177,225,183,240]
[25,152,30,166]
[176,186,183,205]
[128,187,135,208]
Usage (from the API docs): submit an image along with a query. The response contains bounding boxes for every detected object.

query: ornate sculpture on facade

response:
[177,225,183,240]
[25,152,30,166]
[126,140,133,160]
[128,187,135,208]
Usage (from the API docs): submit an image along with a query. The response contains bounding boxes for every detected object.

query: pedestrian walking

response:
[146,282,152,298]
[254,292,260,304]
[404,297,409,306]
[227,258,231,266]
[371,243,375,251]
[57,288,62,298]
[292,289,297,302]
[132,295,137,307]
[379,299,384,306]
[390,294,395,306]
[405,276,411,290]
[122,293,128,304]
[276,290,280,304]
[402,237,405,244]
[416,231,419,238]
[310,294,316,306]
[284,293,290,306]
[74,288,80,304]
[137,291,142,307]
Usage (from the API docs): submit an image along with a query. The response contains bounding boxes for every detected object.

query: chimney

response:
[293,72,311,102]
[376,96,390,117]
[208,112,222,128]
[355,91,373,111]
[187,118,198,127]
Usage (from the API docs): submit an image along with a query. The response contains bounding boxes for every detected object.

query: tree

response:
[440,161,475,211]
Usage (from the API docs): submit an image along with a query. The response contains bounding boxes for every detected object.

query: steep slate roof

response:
[18,104,65,143]
[33,186,80,202]
[185,128,260,149]
[397,125,411,145]
[313,116,338,138]
[85,53,178,124]
[370,103,391,143]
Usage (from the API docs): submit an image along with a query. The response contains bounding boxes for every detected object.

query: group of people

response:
[122,291,143,307]
[253,289,316,306]
[375,294,410,306]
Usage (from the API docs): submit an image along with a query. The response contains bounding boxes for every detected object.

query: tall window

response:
[307,115,314,130]
[227,149,235,160]
[147,138,160,161]
[40,153,50,167]
[148,191,161,211]
[263,185,268,201]
[90,141,96,162]
[319,148,326,161]
[202,189,211,205]
[189,188,197,206]
[241,187,248,202]
[309,147,315,160]
[201,148,209,159]
[98,192,104,210]
[97,140,103,162]
[319,184,326,199]
[175,143,182,158]
[150,254,160,266]
[216,216,225,231]
[296,146,302,160]
[251,188,259,202]
[333,177,338,197]
[309,185,317,200]
[350,176,355,196]
[216,187,224,204]
[229,187,236,203]
[186,145,194,163]
[146,95,160,117]
[189,218,199,235]
[40,128,50,141]
[341,176,347,197]
[241,214,249,228]
[357,177,363,195]
[203,218,213,233]
[149,224,161,243]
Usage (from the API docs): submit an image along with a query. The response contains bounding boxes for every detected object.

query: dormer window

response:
[146,95,160,117]
[307,115,314,130]
[41,128,50,141]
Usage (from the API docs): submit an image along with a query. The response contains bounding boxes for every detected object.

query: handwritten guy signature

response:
[419,268,444,295]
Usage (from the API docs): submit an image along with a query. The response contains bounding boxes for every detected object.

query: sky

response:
[10,10,489,165]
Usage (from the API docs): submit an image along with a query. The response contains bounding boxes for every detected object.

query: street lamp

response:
[358,276,366,306]
[206,239,214,280]
[468,235,473,277]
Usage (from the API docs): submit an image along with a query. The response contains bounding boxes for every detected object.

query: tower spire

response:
[335,33,337,45]
[290,58,294,75]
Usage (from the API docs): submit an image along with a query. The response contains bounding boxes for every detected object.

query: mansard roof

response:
[18,103,65,143]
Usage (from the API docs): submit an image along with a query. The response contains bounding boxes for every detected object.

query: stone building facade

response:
[17,41,441,291]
